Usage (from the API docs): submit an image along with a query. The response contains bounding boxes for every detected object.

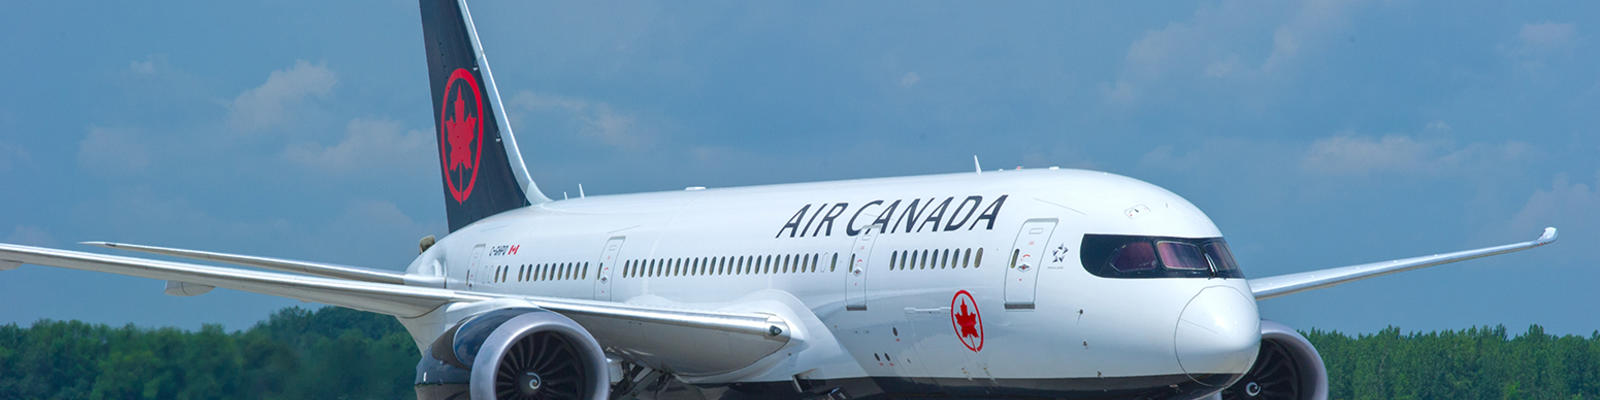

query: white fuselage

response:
[403,168,1260,392]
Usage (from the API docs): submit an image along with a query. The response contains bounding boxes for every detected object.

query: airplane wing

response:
[0,243,790,342]
[82,241,409,285]
[1249,227,1557,300]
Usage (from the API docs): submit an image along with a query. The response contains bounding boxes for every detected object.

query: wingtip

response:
[79,241,118,249]
[1538,227,1558,243]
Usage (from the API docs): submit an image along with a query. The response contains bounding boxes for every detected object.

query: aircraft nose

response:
[1174,286,1260,387]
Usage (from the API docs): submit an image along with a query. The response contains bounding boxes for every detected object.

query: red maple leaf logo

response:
[439,68,483,203]
[955,302,980,339]
[950,290,984,352]
[444,91,477,173]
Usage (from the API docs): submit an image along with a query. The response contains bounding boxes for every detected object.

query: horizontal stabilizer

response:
[1250,227,1557,300]
[83,241,408,285]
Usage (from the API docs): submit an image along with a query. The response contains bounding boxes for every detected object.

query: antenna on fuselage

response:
[578,184,586,198]
[973,155,982,174]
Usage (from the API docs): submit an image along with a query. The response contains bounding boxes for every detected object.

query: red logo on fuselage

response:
[950,290,984,352]
[440,68,484,203]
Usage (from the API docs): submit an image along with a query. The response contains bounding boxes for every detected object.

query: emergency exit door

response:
[593,237,625,301]
[846,223,883,310]
[1005,219,1057,309]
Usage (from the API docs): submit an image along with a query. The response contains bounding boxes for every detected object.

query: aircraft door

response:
[593,237,625,301]
[846,223,884,311]
[1004,219,1057,310]
[463,243,486,289]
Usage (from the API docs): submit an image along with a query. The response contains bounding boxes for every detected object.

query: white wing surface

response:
[0,243,790,342]
[1249,227,1557,300]
[82,241,410,285]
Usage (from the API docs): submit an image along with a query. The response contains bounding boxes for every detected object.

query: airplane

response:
[0,1,1559,399]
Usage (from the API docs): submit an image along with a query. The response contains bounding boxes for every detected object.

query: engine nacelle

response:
[1221,320,1329,400]
[416,308,610,400]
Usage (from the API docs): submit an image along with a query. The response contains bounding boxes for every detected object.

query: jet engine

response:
[1220,320,1329,400]
[416,308,610,400]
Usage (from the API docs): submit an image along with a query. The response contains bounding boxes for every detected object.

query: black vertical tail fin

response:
[419,0,550,232]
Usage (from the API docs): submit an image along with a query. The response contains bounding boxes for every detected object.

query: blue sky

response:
[1,1,1595,335]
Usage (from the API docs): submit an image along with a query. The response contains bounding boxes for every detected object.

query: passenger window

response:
[1009,249,1020,270]
[963,249,971,268]
[975,248,984,268]
[942,249,950,269]
[831,253,838,272]
[890,251,898,270]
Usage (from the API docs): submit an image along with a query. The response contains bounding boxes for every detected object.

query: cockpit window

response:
[1203,241,1240,274]
[1109,242,1158,272]
[1081,234,1245,279]
[1157,241,1209,271]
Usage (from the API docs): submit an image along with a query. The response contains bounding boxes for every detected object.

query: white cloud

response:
[510,91,649,151]
[1503,22,1578,73]
[899,72,921,88]
[77,126,151,175]
[4,225,55,247]
[318,200,444,260]
[334,200,421,229]
[1138,137,1292,172]
[1516,22,1578,54]
[129,57,157,75]
[1502,172,1596,239]
[1106,0,1368,105]
[282,118,432,176]
[227,60,336,132]
[1300,133,1531,176]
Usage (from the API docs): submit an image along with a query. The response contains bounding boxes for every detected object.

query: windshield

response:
[1080,234,1245,279]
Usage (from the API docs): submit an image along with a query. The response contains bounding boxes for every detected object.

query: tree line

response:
[1,307,1598,399]
[0,307,416,400]
[1307,325,1600,399]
